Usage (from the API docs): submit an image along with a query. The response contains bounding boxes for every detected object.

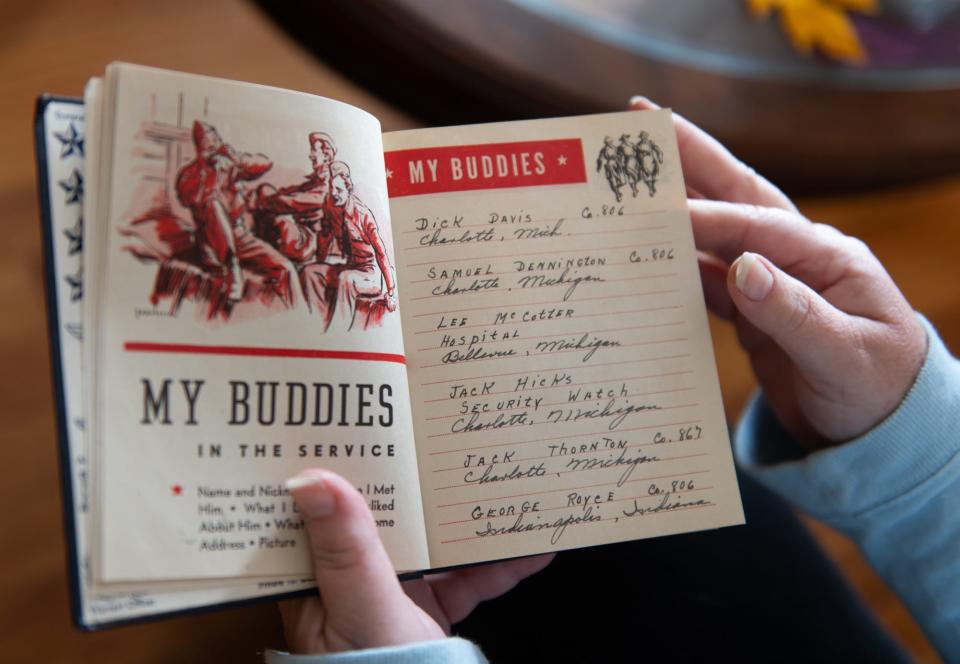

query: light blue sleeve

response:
[734,316,960,661]
[264,638,488,664]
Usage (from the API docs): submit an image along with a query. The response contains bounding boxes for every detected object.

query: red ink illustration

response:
[120,110,397,330]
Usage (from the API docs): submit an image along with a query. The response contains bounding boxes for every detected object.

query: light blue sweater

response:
[269,317,960,663]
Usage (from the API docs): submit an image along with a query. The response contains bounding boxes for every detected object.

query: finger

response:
[427,554,555,625]
[401,578,451,633]
[689,199,862,295]
[697,251,735,320]
[727,251,855,382]
[746,339,830,449]
[687,184,706,200]
[629,96,796,211]
[278,597,324,652]
[286,469,428,648]
[692,199,903,319]
[732,311,769,353]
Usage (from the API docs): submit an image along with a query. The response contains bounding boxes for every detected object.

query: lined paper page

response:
[385,110,744,569]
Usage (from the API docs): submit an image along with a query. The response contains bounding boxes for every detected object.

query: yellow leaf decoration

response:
[746,0,879,64]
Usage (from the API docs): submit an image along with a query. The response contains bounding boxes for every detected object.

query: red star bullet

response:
[171,484,183,496]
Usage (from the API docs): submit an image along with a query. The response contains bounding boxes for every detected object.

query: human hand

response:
[384,289,398,312]
[630,97,927,451]
[280,469,553,654]
[400,553,553,634]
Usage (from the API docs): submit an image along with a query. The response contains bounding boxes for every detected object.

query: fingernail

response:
[285,471,336,518]
[629,95,654,108]
[734,252,774,301]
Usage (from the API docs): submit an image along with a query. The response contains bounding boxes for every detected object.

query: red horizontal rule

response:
[124,342,406,364]
[384,138,586,198]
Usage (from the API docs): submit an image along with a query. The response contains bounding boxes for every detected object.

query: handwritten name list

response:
[386,110,744,568]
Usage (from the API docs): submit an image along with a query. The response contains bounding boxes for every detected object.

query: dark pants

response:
[453,469,909,662]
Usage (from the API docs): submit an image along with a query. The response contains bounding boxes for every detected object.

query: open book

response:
[36,63,744,629]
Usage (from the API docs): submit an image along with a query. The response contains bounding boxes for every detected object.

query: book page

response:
[385,110,744,569]
[38,97,317,627]
[91,64,428,582]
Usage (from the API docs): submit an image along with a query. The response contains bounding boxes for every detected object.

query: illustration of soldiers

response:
[596,135,627,202]
[636,130,664,197]
[254,132,338,266]
[175,121,298,306]
[308,132,337,180]
[301,161,396,330]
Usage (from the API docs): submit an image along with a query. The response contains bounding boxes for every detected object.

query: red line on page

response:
[432,449,708,474]
[400,209,672,234]
[428,417,704,448]
[416,323,685,352]
[566,225,668,236]
[124,342,406,365]
[404,240,675,268]
[413,308,682,335]
[418,354,691,387]
[417,339,688,370]
[408,266,674,284]
[422,370,693,402]
[424,389,698,421]
[434,469,712,508]
[411,290,679,318]
[437,486,715,525]
[437,504,716,543]
[409,275,678,302]
[402,225,670,250]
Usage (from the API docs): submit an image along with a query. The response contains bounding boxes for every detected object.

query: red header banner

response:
[384,138,586,198]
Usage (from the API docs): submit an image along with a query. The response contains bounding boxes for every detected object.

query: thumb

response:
[728,252,853,379]
[286,469,431,649]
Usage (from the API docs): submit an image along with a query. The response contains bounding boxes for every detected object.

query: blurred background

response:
[2,0,958,661]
